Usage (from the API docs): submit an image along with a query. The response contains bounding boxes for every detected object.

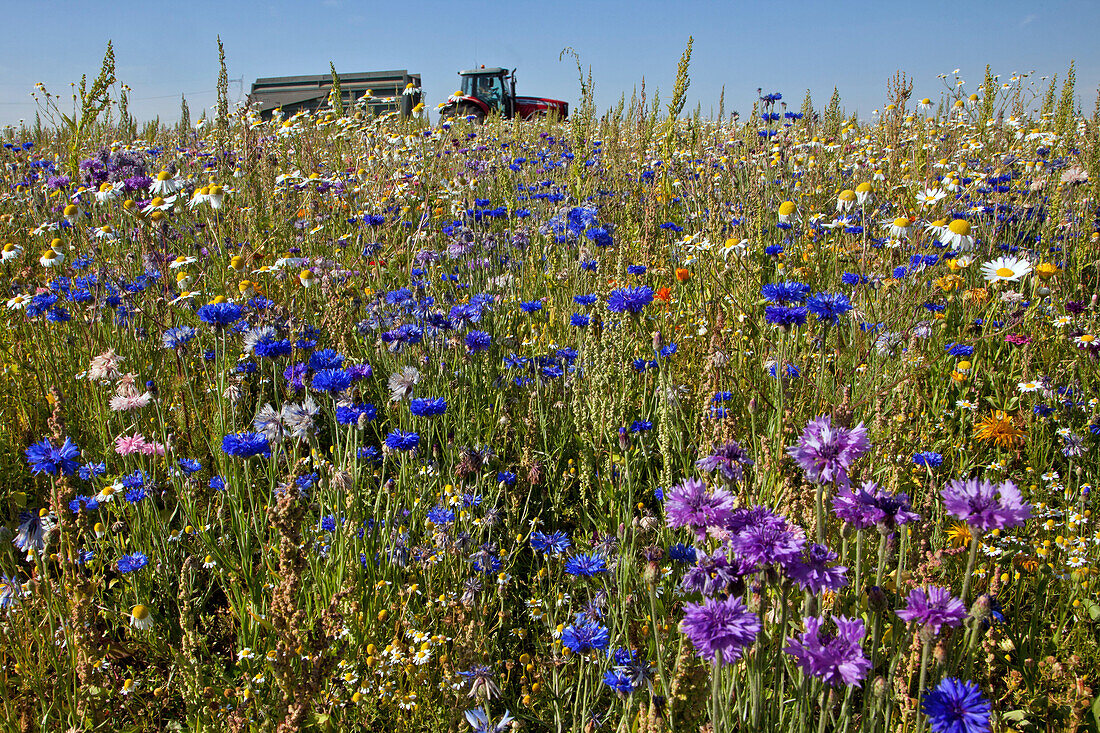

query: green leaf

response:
[1085,600,1100,622]
[1091,691,1100,725]
[1003,710,1028,722]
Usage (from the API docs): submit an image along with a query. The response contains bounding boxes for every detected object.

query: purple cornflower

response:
[788,415,870,489]
[681,548,755,597]
[785,615,872,687]
[921,678,991,733]
[695,441,754,484]
[832,481,921,531]
[680,595,761,665]
[728,521,806,571]
[941,478,1031,533]
[896,586,967,636]
[664,477,736,542]
[788,543,849,595]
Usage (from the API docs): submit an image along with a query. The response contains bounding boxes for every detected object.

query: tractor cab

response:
[440,65,567,123]
[458,67,516,117]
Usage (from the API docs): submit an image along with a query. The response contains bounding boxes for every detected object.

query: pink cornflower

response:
[115,433,148,456]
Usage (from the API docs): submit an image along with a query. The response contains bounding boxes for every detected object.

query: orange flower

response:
[655,287,671,303]
[675,268,690,282]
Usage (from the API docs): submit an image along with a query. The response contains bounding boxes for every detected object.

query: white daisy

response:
[981,256,1032,282]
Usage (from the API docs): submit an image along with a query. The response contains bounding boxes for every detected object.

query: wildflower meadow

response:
[2,43,1100,733]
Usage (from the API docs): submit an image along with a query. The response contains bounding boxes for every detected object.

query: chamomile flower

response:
[130,604,154,630]
[39,249,64,268]
[981,256,1032,283]
[883,216,912,238]
[2,242,22,262]
[941,219,975,250]
[150,170,184,196]
[915,188,946,207]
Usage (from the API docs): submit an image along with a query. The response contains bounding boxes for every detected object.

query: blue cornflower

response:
[209,475,226,491]
[121,470,147,489]
[309,349,345,370]
[336,403,377,425]
[124,487,148,504]
[519,300,543,313]
[627,265,647,275]
[579,259,598,272]
[466,331,492,352]
[565,552,608,576]
[410,397,447,417]
[761,281,811,305]
[574,294,598,306]
[561,621,611,653]
[78,461,106,481]
[530,530,572,555]
[311,368,353,393]
[764,305,808,328]
[630,420,653,433]
[178,458,202,474]
[659,343,678,358]
[427,505,456,525]
[25,437,81,476]
[297,473,319,492]
[921,678,991,733]
[913,452,944,467]
[571,313,590,327]
[221,432,271,459]
[713,392,733,403]
[945,343,974,357]
[162,326,197,349]
[668,543,697,563]
[385,430,420,451]
[607,286,654,314]
[807,292,853,324]
[68,495,100,513]
[197,302,244,327]
[117,552,149,574]
[497,471,517,486]
[602,669,635,694]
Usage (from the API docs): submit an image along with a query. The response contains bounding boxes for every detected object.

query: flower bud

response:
[866,585,887,612]
[969,594,991,622]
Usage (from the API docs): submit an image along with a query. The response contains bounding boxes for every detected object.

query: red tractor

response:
[439,66,568,123]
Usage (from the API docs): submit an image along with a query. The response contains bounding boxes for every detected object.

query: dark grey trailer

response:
[249,69,421,118]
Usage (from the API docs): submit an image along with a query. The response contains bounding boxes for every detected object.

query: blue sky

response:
[1,0,1097,127]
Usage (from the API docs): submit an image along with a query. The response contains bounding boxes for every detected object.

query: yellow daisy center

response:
[948,219,970,236]
[838,189,856,201]
[892,217,909,228]
[132,605,150,620]
[855,182,872,193]
[157,171,171,181]
[63,204,78,216]
[995,267,1015,278]
[778,201,796,215]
